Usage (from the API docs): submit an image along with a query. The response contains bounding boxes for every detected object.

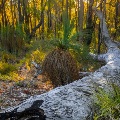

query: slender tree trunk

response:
[29,1,47,39]
[10,0,14,25]
[75,0,78,32]
[98,1,103,54]
[23,0,30,35]
[78,0,84,41]
[1,0,5,27]
[47,0,52,36]
[115,0,120,38]
[14,3,17,25]
[84,0,94,45]
[69,0,71,20]
[66,0,69,19]
[18,0,22,24]
[41,0,44,40]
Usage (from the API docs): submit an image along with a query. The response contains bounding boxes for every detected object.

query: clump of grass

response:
[93,83,120,120]
[42,48,79,87]
[0,62,17,75]
[42,12,80,87]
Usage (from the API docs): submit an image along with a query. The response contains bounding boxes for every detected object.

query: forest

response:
[0,0,120,120]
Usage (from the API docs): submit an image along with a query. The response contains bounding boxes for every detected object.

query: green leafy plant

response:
[93,83,120,120]
[0,61,24,81]
[49,12,81,51]
[31,49,45,64]
[42,12,79,87]
[0,62,17,75]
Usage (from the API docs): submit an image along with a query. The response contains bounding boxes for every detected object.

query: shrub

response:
[0,72,23,81]
[31,49,45,64]
[42,48,79,87]
[0,24,26,54]
[93,83,120,120]
[42,12,79,87]
[0,62,17,75]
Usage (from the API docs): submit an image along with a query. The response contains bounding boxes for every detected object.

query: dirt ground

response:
[0,66,53,112]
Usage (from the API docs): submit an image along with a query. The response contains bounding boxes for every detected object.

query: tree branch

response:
[93,7,118,49]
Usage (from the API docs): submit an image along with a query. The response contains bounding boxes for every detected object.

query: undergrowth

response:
[93,83,120,120]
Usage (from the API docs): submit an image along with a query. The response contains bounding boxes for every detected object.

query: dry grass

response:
[42,49,79,87]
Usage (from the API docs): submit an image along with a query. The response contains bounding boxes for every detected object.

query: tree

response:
[78,0,84,41]
[18,0,23,24]
[47,0,52,36]
[115,0,120,39]
[83,0,94,45]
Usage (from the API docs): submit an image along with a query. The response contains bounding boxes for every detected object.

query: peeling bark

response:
[0,9,120,120]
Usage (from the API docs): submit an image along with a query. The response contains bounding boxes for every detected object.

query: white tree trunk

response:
[1,9,120,120]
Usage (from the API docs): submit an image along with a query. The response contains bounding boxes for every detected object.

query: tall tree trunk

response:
[78,0,84,41]
[66,0,69,19]
[115,0,120,38]
[98,1,103,54]
[10,0,14,25]
[29,1,47,39]
[18,0,23,24]
[69,0,71,20]
[23,0,30,35]
[84,0,94,45]
[41,0,44,40]
[47,0,52,36]
[75,0,78,32]
[1,0,5,27]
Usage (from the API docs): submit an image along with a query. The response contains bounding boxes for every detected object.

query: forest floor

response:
[0,66,53,112]
[0,56,104,112]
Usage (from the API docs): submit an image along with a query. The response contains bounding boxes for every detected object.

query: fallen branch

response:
[0,100,46,120]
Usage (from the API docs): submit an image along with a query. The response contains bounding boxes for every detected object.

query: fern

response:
[93,83,120,120]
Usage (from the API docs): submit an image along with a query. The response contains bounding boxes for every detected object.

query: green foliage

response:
[0,72,23,81]
[52,11,80,51]
[0,24,26,54]
[0,51,17,64]
[93,83,120,120]
[42,13,80,87]
[0,62,17,75]
[31,49,45,64]
[71,45,103,71]
[0,61,23,81]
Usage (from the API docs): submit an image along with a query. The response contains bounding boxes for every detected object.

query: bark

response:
[0,100,46,120]
[78,0,84,41]
[18,0,23,24]
[47,0,52,35]
[66,0,69,19]
[84,0,94,45]
[1,8,120,120]
[115,0,120,38]
[29,1,46,39]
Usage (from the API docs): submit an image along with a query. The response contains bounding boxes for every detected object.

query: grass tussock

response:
[42,48,79,87]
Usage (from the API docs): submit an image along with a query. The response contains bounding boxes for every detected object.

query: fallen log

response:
[0,100,46,120]
[0,8,120,120]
